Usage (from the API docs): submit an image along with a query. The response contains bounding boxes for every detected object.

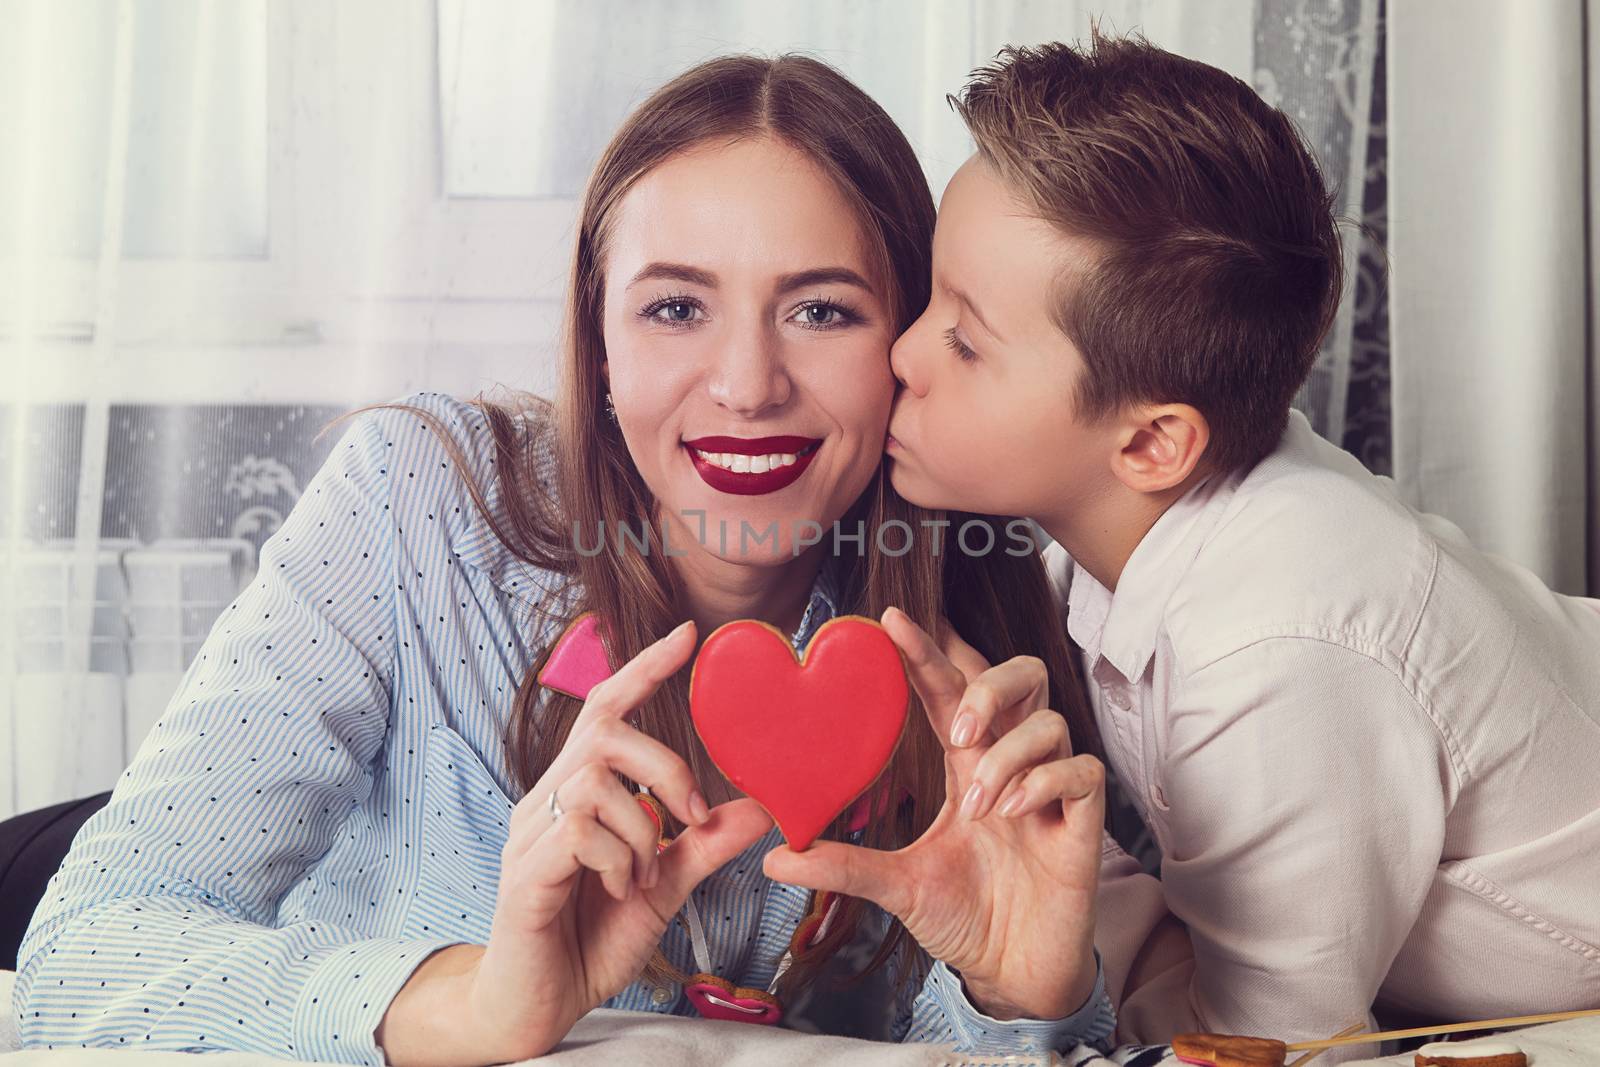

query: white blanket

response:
[5,969,1597,1065]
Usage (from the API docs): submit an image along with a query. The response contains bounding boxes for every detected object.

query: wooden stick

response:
[1283,1007,1600,1052]
[1286,1022,1366,1067]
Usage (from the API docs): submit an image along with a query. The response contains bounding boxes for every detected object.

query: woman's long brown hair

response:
[345,53,1096,1010]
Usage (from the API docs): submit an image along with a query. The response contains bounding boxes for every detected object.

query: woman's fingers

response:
[573,619,697,728]
[546,719,708,837]
[511,799,775,926]
[880,606,968,745]
[521,811,638,904]
[960,708,1070,820]
[553,620,709,836]
[948,656,1050,751]
[992,753,1106,822]
[936,619,992,684]
[761,836,911,918]
[651,798,775,905]
[883,608,1057,756]
[561,762,664,889]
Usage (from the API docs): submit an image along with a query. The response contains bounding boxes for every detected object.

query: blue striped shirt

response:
[12,391,1117,1063]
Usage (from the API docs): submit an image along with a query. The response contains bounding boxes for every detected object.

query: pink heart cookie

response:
[535,612,613,700]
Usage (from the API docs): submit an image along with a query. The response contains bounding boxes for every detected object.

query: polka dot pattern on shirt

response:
[12,391,1114,1062]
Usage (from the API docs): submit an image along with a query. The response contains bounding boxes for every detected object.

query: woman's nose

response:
[706,333,793,416]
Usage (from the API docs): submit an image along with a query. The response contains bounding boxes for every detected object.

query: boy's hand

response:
[762,606,1104,1021]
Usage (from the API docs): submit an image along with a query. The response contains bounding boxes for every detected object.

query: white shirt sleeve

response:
[1150,636,1452,1060]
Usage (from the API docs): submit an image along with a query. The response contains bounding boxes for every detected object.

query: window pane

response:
[0,0,267,261]
[122,0,268,259]
[436,0,969,200]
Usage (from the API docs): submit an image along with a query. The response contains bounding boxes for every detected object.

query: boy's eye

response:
[944,327,978,363]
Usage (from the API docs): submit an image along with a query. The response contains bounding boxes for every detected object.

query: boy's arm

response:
[1042,539,1207,1043]
[1113,636,1452,1060]
[1092,832,1201,1042]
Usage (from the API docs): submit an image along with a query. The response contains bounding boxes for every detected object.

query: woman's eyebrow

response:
[774,266,875,294]
[625,262,874,295]
[627,261,718,288]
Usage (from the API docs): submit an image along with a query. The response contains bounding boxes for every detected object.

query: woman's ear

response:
[1111,404,1210,494]
[601,359,610,384]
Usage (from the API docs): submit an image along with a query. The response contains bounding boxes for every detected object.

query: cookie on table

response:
[1414,1037,1526,1067]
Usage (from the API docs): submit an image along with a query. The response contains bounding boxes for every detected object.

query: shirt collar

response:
[791,551,843,652]
[1068,405,1320,681]
[1066,466,1238,685]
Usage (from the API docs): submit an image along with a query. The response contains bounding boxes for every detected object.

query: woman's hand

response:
[762,606,1104,1022]
[463,620,775,1062]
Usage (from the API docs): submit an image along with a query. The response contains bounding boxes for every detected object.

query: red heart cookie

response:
[688,615,910,851]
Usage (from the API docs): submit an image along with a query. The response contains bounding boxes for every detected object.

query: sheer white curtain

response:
[1388,0,1600,597]
[0,0,1375,819]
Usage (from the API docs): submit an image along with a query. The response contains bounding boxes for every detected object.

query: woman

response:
[13,55,1114,1065]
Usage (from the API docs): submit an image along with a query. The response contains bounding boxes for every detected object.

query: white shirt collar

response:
[1065,454,1254,684]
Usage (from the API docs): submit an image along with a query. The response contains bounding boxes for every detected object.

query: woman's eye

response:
[641,297,705,326]
[792,300,855,329]
[799,304,837,326]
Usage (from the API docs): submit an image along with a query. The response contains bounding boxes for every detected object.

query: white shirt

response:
[1057,409,1600,1059]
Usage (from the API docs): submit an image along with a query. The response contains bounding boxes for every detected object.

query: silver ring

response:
[547,784,566,822]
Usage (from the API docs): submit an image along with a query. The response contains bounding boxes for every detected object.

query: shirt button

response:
[651,987,672,1005]
[1106,688,1132,711]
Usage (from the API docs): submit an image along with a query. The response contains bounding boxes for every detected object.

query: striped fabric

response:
[11,391,1116,1063]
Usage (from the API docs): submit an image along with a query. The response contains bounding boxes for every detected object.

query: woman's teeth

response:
[693,449,798,473]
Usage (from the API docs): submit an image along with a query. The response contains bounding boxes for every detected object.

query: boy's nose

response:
[889,329,927,397]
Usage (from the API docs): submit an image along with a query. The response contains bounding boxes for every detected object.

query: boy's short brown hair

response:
[950,26,1345,476]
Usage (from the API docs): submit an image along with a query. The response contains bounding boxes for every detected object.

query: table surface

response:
[6,970,1597,1065]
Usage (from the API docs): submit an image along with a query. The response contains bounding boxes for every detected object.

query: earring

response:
[603,392,618,424]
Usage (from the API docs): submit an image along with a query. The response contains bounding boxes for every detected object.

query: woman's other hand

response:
[762,606,1104,1023]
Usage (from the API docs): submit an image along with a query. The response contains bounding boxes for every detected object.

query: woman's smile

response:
[684,434,823,496]
[601,134,896,564]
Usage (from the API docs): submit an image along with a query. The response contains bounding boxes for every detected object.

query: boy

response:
[884,27,1600,1056]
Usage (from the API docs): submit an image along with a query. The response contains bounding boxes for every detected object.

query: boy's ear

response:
[1111,404,1210,494]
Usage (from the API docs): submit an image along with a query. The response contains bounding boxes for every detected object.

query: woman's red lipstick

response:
[684,435,822,496]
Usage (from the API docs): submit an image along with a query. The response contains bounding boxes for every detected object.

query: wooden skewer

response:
[1283,1007,1600,1052]
[1285,1022,1365,1067]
